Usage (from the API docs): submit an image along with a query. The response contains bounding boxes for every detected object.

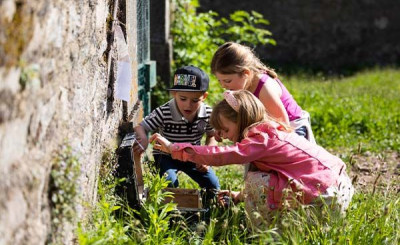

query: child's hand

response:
[132,136,148,154]
[217,190,242,206]
[133,125,149,155]
[211,130,223,142]
[195,163,209,173]
[149,133,172,154]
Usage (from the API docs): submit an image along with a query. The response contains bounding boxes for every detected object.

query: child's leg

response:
[178,161,220,190]
[154,154,179,187]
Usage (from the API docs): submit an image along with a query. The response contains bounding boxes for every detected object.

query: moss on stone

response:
[0,2,34,68]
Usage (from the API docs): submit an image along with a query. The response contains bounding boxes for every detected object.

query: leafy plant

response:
[48,145,81,244]
[151,0,276,107]
[77,180,134,245]
[139,172,178,244]
[77,149,137,244]
[78,155,185,244]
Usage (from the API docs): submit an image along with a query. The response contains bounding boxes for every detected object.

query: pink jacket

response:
[170,122,346,209]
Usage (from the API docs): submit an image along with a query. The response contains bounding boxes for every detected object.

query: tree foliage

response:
[154,0,276,105]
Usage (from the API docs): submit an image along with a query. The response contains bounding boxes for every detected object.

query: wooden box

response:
[163,188,202,209]
[116,133,208,212]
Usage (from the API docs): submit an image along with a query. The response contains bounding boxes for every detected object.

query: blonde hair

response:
[210,90,290,141]
[211,42,278,86]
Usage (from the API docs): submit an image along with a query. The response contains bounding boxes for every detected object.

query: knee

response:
[206,174,221,190]
[212,177,220,190]
[162,169,178,187]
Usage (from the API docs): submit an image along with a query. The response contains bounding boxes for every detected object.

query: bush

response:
[153,0,276,106]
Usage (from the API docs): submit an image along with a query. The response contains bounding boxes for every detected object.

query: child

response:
[133,65,220,191]
[211,42,315,143]
[150,90,354,225]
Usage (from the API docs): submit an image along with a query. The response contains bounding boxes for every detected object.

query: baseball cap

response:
[168,65,209,92]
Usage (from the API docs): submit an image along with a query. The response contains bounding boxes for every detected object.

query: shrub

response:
[153,0,276,106]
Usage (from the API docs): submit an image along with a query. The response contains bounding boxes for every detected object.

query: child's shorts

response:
[312,170,354,213]
[243,171,272,226]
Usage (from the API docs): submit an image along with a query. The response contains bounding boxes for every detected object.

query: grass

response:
[78,68,400,244]
[286,68,400,154]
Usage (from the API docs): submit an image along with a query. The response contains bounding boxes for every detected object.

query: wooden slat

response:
[133,151,144,197]
[163,188,202,208]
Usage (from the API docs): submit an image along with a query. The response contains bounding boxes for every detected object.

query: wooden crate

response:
[163,188,202,209]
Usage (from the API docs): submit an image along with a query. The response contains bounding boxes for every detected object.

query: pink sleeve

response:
[170,134,268,166]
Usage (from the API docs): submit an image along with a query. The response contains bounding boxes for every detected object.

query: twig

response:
[371,173,382,196]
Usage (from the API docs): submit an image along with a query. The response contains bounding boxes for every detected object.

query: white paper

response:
[116,61,132,102]
[115,25,129,62]
[114,24,132,102]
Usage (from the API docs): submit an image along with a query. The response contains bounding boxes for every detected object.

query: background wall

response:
[0,0,140,244]
[150,0,172,86]
[199,0,400,73]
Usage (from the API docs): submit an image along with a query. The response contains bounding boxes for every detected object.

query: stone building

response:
[0,0,159,243]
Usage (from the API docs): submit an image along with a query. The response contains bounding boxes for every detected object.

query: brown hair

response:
[210,90,258,141]
[211,42,278,82]
[210,90,290,141]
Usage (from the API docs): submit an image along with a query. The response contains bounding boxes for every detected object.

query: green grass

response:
[286,68,400,154]
[78,69,400,244]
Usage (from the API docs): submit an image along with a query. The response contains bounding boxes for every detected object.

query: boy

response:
[133,65,220,190]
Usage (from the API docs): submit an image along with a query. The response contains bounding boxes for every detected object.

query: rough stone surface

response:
[199,0,400,73]
[0,0,140,244]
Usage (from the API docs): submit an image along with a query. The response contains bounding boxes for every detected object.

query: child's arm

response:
[133,125,149,154]
[193,134,217,172]
[150,133,265,166]
[205,134,218,146]
[259,81,290,125]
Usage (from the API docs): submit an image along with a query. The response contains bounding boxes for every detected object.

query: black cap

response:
[168,65,209,92]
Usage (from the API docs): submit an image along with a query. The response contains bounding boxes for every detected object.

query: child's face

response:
[215,71,250,91]
[172,91,208,122]
[218,114,239,142]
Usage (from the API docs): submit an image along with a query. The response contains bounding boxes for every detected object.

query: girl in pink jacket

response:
[150,90,353,224]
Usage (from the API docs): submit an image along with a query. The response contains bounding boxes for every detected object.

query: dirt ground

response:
[348,151,400,195]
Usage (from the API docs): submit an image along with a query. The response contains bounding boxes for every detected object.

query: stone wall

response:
[199,0,400,73]
[0,0,140,244]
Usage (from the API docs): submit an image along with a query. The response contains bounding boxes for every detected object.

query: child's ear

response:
[242,69,251,78]
[201,92,208,100]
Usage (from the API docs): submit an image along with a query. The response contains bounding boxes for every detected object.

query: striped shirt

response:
[140,99,214,155]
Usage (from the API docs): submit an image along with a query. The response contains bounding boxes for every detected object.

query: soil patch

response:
[348,151,400,195]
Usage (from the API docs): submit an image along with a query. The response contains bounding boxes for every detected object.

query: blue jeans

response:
[154,154,220,190]
[295,125,308,139]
